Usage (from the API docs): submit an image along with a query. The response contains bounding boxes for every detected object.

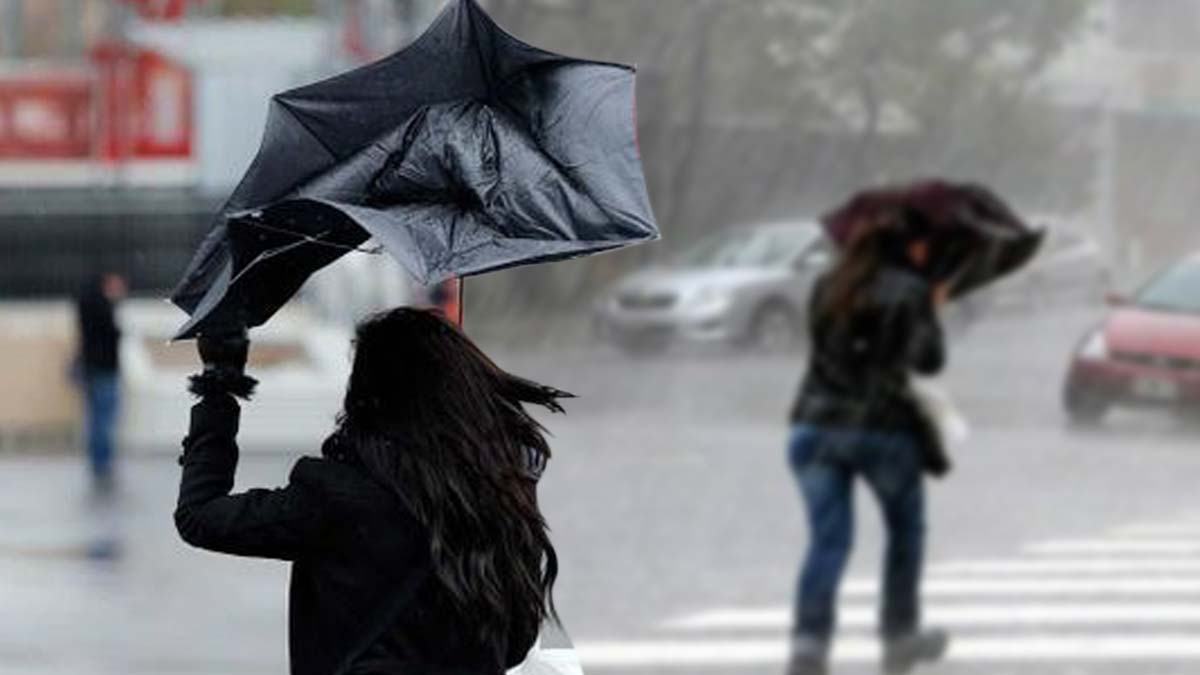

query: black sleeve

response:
[905,285,946,376]
[175,395,329,561]
[807,275,828,343]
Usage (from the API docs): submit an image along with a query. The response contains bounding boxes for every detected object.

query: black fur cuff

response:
[188,370,258,400]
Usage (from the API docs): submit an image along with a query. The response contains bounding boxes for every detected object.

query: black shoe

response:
[785,654,828,675]
[883,629,949,674]
[787,636,829,675]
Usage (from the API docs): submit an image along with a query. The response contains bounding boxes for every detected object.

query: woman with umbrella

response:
[170,3,655,672]
[785,181,1041,675]
[176,308,569,674]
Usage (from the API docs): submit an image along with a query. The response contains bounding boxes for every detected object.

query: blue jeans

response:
[85,374,120,482]
[788,425,926,644]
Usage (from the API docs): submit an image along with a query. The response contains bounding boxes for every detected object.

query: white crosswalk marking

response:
[1111,524,1200,538]
[930,558,1200,575]
[575,636,1200,667]
[842,576,1200,595]
[1025,539,1200,555]
[663,603,1200,631]
[575,515,1200,670]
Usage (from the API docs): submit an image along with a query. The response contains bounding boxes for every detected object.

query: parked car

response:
[593,222,832,354]
[993,226,1110,309]
[1063,255,1200,425]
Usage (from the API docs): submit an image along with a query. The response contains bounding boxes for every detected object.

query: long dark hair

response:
[331,307,568,650]
[819,207,929,325]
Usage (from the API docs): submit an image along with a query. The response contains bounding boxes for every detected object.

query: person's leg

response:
[862,438,925,638]
[788,427,855,668]
[860,434,945,673]
[85,376,103,478]
[87,374,118,486]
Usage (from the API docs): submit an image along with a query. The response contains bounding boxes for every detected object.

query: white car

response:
[593,222,832,354]
[993,227,1110,308]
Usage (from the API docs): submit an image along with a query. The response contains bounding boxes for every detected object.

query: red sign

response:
[92,43,194,161]
[122,0,200,21]
[0,45,192,164]
[0,74,95,159]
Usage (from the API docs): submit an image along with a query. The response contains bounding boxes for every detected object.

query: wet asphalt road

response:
[4,302,1200,674]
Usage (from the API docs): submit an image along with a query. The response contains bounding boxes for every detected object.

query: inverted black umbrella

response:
[820,180,1045,297]
[170,0,658,339]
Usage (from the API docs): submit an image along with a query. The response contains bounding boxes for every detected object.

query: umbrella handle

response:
[456,278,466,328]
[431,278,464,327]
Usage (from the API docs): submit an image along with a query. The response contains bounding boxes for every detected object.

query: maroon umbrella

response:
[820,180,1045,297]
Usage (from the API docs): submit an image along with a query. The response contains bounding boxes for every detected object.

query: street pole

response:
[60,0,85,57]
[1,0,23,59]
[1096,0,1122,286]
[1098,99,1119,283]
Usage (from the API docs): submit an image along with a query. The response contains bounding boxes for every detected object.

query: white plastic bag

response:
[909,377,970,447]
[507,638,585,675]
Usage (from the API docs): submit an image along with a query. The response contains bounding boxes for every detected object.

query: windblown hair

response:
[818,206,930,326]
[331,307,569,651]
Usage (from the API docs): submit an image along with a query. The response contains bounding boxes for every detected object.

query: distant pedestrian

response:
[786,212,953,675]
[75,272,126,493]
[175,307,569,674]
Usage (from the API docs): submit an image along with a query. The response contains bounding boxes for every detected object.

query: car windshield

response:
[674,226,819,268]
[1136,261,1200,314]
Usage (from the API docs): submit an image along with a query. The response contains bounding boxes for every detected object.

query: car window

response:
[675,226,818,269]
[798,237,835,268]
[1136,261,1200,314]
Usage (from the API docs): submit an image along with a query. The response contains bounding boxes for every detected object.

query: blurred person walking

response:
[175,307,569,675]
[75,272,126,493]
[786,212,952,675]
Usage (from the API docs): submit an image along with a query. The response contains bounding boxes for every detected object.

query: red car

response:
[1065,255,1200,425]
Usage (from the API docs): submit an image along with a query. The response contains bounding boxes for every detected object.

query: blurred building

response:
[0,0,439,451]
[0,0,438,299]
[1045,0,1200,282]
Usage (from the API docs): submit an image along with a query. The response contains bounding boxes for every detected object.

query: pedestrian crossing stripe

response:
[1025,539,1200,555]
[663,603,1200,631]
[575,517,1200,669]
[1111,524,1200,537]
[842,576,1200,595]
[573,636,1200,667]
[931,558,1200,574]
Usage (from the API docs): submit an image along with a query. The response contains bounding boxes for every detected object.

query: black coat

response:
[76,285,120,374]
[176,394,535,675]
[790,266,946,435]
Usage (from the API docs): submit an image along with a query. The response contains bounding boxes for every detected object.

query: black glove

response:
[924,450,953,479]
[188,329,257,400]
[198,330,250,375]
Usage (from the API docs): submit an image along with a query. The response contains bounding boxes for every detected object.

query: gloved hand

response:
[189,329,257,400]
[197,329,250,375]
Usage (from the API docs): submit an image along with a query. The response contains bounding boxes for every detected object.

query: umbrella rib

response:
[242,219,384,255]
[227,237,315,288]
[227,229,378,288]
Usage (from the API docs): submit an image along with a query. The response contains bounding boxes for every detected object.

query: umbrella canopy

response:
[171,0,658,339]
[820,180,1045,297]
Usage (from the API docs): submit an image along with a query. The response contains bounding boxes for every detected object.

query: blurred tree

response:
[478,0,1097,310]
[770,0,1096,208]
[213,0,316,16]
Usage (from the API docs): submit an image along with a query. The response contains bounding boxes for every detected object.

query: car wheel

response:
[748,302,801,354]
[1064,384,1109,427]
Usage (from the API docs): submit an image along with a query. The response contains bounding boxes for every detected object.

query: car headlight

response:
[688,287,733,311]
[1078,330,1109,360]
